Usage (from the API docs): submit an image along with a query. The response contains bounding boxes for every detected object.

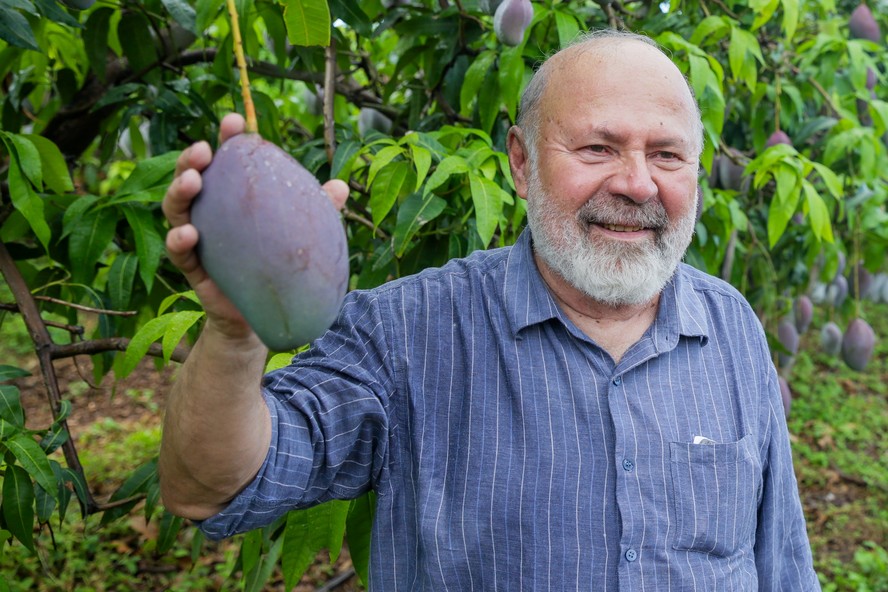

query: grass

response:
[786,302,888,590]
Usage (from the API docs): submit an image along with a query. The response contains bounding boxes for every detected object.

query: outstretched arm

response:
[158,113,348,519]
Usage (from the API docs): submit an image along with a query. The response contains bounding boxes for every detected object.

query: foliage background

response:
[0,0,886,589]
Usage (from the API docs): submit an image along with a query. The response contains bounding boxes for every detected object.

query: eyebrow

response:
[589,126,692,150]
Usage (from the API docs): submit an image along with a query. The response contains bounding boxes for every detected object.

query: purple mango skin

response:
[820,322,843,357]
[849,4,881,43]
[841,318,876,371]
[794,295,813,334]
[494,0,533,46]
[191,133,349,351]
[766,130,793,147]
[778,376,792,419]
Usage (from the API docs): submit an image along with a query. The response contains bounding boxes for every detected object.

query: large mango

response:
[191,133,349,351]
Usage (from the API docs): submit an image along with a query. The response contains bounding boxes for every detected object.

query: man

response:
[160,30,820,590]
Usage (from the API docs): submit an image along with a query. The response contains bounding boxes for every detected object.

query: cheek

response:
[659,177,698,219]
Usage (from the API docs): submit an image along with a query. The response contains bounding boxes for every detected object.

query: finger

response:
[220,113,246,144]
[165,224,203,276]
[322,179,350,211]
[174,141,212,178]
[162,168,202,228]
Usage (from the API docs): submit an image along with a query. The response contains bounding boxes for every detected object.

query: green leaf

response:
[108,252,139,312]
[367,145,405,187]
[7,433,58,501]
[22,135,73,194]
[121,315,173,378]
[84,8,114,82]
[0,6,40,51]
[370,161,410,226]
[39,425,69,454]
[68,207,118,285]
[2,465,35,552]
[161,311,204,363]
[157,512,184,554]
[460,51,496,117]
[8,134,42,191]
[162,0,197,31]
[281,501,350,589]
[34,483,56,524]
[780,0,799,40]
[0,366,30,382]
[690,16,729,46]
[393,192,446,257]
[0,384,24,427]
[118,11,159,83]
[265,352,294,372]
[7,156,51,251]
[409,144,432,191]
[100,459,158,525]
[331,140,361,180]
[120,204,165,292]
[554,10,579,47]
[802,181,834,243]
[0,418,22,440]
[810,162,843,199]
[158,290,201,315]
[327,0,372,37]
[117,151,181,196]
[468,174,505,246]
[423,155,468,196]
[282,0,331,46]
[32,0,80,28]
[498,45,525,122]
[346,492,376,587]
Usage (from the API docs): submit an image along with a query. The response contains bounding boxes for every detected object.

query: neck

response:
[535,252,660,363]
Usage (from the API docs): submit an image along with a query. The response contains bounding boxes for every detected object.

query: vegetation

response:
[1,0,886,589]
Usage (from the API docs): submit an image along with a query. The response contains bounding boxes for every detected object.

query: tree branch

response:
[0,239,98,513]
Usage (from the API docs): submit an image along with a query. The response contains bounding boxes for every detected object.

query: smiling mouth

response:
[600,223,645,232]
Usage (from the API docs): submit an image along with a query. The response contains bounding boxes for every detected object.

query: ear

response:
[507,126,530,201]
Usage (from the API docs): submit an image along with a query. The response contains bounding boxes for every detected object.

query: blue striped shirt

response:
[199,230,820,591]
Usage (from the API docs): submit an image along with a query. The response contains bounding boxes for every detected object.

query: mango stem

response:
[226,0,258,134]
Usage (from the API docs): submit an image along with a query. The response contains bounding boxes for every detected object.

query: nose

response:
[609,153,657,203]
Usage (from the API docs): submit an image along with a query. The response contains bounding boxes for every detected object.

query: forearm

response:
[159,322,271,520]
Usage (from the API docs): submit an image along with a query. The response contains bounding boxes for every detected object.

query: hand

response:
[162,113,350,340]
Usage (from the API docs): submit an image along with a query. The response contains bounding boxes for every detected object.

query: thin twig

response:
[344,208,389,240]
[324,38,337,163]
[50,338,190,363]
[33,295,137,316]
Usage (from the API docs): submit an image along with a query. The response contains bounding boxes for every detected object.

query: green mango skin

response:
[191,133,349,351]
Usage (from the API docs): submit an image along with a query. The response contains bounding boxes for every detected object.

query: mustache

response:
[576,197,670,229]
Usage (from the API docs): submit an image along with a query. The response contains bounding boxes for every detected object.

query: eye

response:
[585,144,609,154]
[654,150,679,160]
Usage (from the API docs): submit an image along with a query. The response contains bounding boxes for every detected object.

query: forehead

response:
[540,41,698,145]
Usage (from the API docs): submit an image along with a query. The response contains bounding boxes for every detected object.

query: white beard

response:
[525,171,696,307]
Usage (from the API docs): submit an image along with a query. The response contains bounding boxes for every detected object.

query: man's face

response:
[512,41,701,306]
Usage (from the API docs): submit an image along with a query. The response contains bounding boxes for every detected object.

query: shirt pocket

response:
[669,434,761,557]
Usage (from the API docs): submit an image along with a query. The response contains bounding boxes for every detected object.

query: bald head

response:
[517,30,704,163]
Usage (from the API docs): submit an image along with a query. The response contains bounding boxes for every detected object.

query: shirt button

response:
[622,458,634,471]
[612,376,622,386]
[625,548,638,562]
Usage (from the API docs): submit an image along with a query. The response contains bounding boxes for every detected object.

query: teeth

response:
[603,223,643,232]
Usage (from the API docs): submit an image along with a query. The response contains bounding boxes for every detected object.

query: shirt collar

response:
[502,229,561,337]
[651,263,710,350]
[503,230,711,346]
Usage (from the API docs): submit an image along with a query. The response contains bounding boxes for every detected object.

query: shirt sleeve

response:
[753,364,821,591]
[197,290,396,540]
